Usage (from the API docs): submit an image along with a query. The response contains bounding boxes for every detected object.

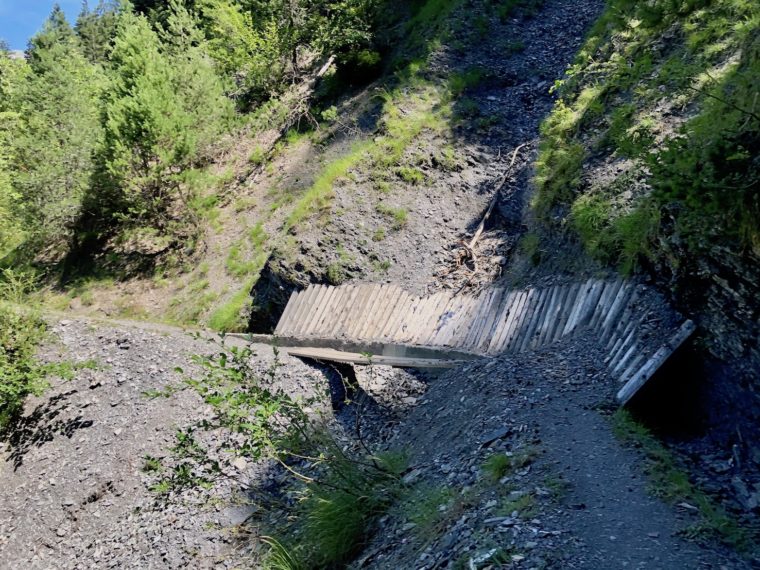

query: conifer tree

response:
[11,10,105,248]
[75,0,121,64]
[95,5,231,227]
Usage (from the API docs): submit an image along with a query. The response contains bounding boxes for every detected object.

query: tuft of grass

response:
[399,484,456,540]
[498,491,537,518]
[482,447,537,482]
[284,141,372,232]
[520,232,542,265]
[372,228,386,242]
[612,409,751,549]
[449,66,487,96]
[482,453,511,482]
[249,145,266,166]
[264,450,409,568]
[395,166,425,185]
[376,203,408,230]
[208,279,255,332]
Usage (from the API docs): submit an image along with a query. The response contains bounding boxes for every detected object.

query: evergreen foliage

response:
[93,6,231,227]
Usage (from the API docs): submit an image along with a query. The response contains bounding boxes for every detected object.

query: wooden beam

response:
[617,320,697,405]
[284,346,467,368]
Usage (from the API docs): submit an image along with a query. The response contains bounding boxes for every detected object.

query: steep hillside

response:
[518,0,760,470]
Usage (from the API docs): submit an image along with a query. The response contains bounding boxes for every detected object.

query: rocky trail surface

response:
[1,317,753,569]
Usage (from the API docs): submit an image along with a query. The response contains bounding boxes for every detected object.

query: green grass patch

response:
[532,0,760,266]
[207,279,255,332]
[284,141,372,232]
[612,409,752,549]
[376,203,408,230]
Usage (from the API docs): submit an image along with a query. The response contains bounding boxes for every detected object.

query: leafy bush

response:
[151,339,408,567]
[532,0,759,270]
[0,270,50,431]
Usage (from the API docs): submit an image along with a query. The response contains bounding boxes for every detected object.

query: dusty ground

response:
[2,313,755,569]
[359,332,754,570]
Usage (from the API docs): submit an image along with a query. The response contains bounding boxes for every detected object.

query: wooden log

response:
[520,288,551,352]
[486,290,518,354]
[552,282,581,342]
[285,346,466,369]
[617,320,697,404]
[563,278,595,336]
[305,286,335,336]
[274,290,300,335]
[467,143,526,250]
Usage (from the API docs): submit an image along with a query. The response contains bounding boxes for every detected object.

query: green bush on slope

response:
[533,0,760,271]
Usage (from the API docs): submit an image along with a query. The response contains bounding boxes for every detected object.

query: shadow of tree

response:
[4,389,94,470]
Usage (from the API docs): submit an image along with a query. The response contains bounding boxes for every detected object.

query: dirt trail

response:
[0,319,313,569]
[360,333,749,569]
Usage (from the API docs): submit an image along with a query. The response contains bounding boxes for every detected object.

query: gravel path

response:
[0,319,325,569]
[359,332,751,569]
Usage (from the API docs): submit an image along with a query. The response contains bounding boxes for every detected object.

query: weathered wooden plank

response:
[618,352,647,386]
[534,286,562,349]
[575,280,606,331]
[373,286,403,342]
[389,293,418,342]
[289,284,319,336]
[497,289,529,353]
[506,289,536,352]
[274,290,300,335]
[305,286,335,336]
[551,282,580,342]
[348,285,379,339]
[475,288,508,351]
[617,320,697,404]
[456,294,483,348]
[464,289,498,348]
[319,286,348,335]
[478,290,521,353]
[430,294,464,346]
[489,290,522,353]
[420,292,454,345]
[382,291,411,340]
[514,289,551,352]
[563,278,595,336]
[540,284,569,347]
[601,285,637,345]
[357,284,389,340]
[285,346,466,368]
[330,285,360,338]
[589,279,623,331]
